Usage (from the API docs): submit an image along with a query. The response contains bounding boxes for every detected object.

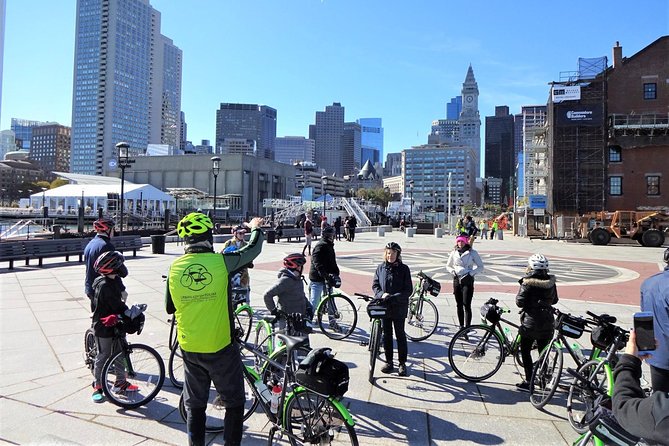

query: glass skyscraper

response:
[71,0,181,175]
[215,103,277,160]
[357,118,383,167]
[11,118,48,150]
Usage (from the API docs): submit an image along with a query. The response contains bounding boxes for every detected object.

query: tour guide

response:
[165,212,264,446]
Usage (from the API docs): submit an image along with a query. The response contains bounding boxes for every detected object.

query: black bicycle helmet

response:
[385,242,402,254]
[93,217,115,233]
[283,253,307,270]
[177,212,214,244]
[94,251,125,275]
[322,226,336,241]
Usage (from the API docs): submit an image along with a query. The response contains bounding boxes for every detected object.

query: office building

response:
[215,103,277,159]
[29,124,71,173]
[485,106,515,205]
[221,138,256,156]
[459,65,481,177]
[343,121,361,175]
[275,136,315,164]
[71,0,182,176]
[310,102,345,176]
[446,96,462,120]
[429,119,459,145]
[11,119,49,150]
[358,118,383,167]
[384,152,402,177]
[179,111,188,150]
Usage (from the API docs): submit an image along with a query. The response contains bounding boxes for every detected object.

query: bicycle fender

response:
[235,304,253,315]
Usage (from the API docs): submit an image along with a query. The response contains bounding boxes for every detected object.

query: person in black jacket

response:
[372,242,413,377]
[515,253,559,391]
[308,226,340,319]
[90,251,134,403]
[612,330,669,444]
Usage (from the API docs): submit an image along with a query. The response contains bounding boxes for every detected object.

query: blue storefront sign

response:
[529,195,547,209]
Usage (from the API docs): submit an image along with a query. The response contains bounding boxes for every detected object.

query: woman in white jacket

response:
[446,235,484,329]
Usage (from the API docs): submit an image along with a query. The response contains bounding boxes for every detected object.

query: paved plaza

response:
[1,229,666,445]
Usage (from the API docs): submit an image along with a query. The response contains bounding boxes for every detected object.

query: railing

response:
[610,113,669,130]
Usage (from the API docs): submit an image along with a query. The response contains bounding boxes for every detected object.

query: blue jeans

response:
[309,281,325,314]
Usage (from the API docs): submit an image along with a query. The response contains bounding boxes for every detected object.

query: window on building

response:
[646,176,660,196]
[608,145,622,162]
[609,176,622,196]
[644,83,657,100]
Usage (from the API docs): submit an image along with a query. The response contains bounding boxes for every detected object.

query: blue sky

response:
[1,1,668,166]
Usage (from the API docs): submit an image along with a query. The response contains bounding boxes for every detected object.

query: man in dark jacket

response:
[515,253,558,391]
[372,242,413,376]
[308,226,339,316]
[613,330,669,444]
[348,215,357,241]
[84,217,128,310]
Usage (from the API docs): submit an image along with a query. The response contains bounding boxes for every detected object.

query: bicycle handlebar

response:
[585,311,617,326]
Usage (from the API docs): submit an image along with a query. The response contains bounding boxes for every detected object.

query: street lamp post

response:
[408,180,414,228]
[321,176,328,221]
[116,142,131,236]
[211,156,221,229]
[447,172,452,233]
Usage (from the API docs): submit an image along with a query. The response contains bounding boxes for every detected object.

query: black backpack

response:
[296,348,349,397]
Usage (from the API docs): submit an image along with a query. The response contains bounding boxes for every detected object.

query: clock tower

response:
[459,65,481,176]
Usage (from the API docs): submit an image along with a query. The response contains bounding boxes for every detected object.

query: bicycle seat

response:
[262,315,278,324]
[275,333,309,353]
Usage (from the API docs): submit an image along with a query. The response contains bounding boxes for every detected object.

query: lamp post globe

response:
[211,156,221,229]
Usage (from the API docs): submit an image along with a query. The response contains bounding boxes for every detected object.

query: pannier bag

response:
[588,401,640,446]
[557,313,586,339]
[122,312,145,335]
[591,325,619,351]
[480,303,501,324]
[366,300,389,319]
[422,275,442,297]
[296,347,349,397]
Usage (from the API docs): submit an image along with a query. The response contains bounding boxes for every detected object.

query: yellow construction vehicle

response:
[587,210,669,247]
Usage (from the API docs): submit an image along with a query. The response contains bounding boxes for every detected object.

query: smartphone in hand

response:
[633,312,656,355]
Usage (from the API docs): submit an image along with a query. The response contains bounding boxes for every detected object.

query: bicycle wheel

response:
[235,305,253,343]
[406,297,439,341]
[101,343,165,409]
[369,320,381,383]
[168,342,184,389]
[254,320,274,366]
[317,293,357,340]
[284,389,359,445]
[567,359,612,434]
[529,342,563,409]
[178,373,258,432]
[83,328,97,372]
[448,325,504,382]
[168,317,178,350]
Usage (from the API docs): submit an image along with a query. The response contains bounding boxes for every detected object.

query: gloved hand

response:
[326,274,341,288]
[290,313,303,322]
[270,307,279,316]
[233,327,245,341]
[101,314,118,327]
[121,290,128,302]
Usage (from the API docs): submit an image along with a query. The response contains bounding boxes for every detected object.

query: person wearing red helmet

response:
[84,217,127,310]
[262,253,312,334]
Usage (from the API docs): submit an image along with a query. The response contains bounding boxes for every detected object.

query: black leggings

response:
[453,275,475,327]
[520,333,551,383]
[382,317,407,365]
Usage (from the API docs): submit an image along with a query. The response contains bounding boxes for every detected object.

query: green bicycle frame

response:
[282,386,356,427]
[316,291,346,313]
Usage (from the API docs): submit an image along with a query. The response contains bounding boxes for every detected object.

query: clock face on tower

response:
[466,95,473,103]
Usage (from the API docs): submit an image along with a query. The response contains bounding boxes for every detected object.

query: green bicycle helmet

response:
[177,212,214,244]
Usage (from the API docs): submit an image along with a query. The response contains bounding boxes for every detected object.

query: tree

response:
[50,178,69,189]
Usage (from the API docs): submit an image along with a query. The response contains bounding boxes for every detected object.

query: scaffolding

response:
[548,75,607,215]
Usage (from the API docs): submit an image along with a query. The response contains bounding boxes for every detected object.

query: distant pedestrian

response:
[348,215,357,242]
[446,235,484,330]
[344,216,350,241]
[302,214,314,256]
[464,215,479,246]
[490,220,499,240]
[321,216,328,231]
[334,216,342,240]
[479,219,488,240]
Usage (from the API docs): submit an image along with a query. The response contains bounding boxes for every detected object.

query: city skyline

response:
[1,1,667,172]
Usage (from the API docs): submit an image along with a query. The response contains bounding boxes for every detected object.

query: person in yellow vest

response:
[166,212,264,446]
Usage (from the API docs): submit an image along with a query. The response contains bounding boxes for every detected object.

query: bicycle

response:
[314,281,358,340]
[354,293,391,384]
[406,271,440,342]
[253,310,312,378]
[179,333,358,444]
[167,293,254,389]
[83,313,165,409]
[447,297,528,382]
[529,308,600,409]
[565,311,629,434]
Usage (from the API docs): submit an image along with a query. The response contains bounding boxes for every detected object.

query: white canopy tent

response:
[29,183,176,217]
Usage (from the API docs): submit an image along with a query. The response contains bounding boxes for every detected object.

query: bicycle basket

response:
[366,300,389,319]
[296,347,349,397]
[480,303,501,324]
[588,403,640,446]
[591,325,615,350]
[422,275,442,297]
[557,313,586,339]
[122,313,145,335]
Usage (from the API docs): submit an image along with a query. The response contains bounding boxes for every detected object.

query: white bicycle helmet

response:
[528,253,549,271]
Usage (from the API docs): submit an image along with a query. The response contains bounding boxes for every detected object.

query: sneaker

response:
[112,381,139,394]
[515,381,530,392]
[91,388,105,403]
[461,332,469,341]
[381,363,394,374]
[398,364,407,377]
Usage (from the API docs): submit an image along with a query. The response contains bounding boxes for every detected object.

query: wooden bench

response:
[275,227,321,242]
[1,235,143,269]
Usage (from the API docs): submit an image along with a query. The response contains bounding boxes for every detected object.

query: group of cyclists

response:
[83,212,668,446]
